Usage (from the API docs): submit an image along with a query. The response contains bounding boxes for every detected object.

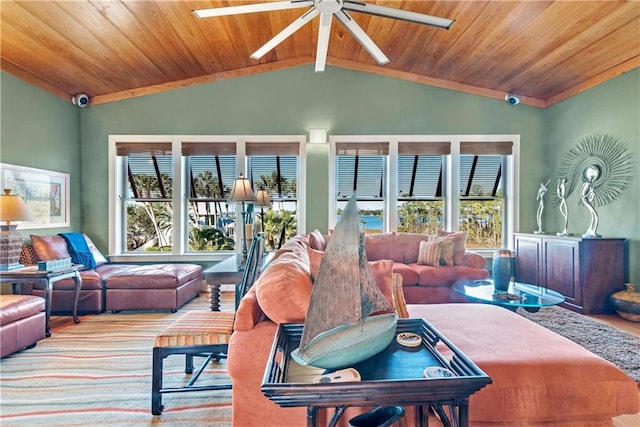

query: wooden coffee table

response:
[262,319,492,427]
[452,279,565,313]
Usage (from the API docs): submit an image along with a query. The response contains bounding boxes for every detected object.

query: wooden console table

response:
[0,265,83,336]
[514,233,625,314]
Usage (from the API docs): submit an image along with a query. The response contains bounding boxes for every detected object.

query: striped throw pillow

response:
[428,236,455,266]
[418,240,441,267]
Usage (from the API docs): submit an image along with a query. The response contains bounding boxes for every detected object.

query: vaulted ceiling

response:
[1,1,638,108]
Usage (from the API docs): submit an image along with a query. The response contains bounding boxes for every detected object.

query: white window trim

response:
[108,134,306,262]
[328,134,520,255]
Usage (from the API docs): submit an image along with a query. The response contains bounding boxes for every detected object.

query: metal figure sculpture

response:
[556,178,568,236]
[535,179,550,234]
[580,165,600,237]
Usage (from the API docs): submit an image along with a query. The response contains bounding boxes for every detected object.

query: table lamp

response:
[0,189,34,270]
[228,174,256,269]
[254,189,272,234]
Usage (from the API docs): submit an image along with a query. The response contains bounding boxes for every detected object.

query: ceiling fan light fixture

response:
[316,0,342,14]
[335,11,389,65]
[315,12,333,72]
[193,1,313,18]
[251,8,320,60]
[194,0,453,71]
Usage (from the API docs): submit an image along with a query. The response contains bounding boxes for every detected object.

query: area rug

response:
[518,306,640,381]
[0,294,232,427]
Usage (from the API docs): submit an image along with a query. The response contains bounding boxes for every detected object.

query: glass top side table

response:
[452,279,565,313]
[0,265,83,336]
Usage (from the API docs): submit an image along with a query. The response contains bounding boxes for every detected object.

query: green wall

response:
[3,65,637,286]
[79,64,545,251]
[543,69,640,286]
[0,72,81,233]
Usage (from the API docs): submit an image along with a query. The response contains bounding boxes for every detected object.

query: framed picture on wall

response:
[0,163,70,229]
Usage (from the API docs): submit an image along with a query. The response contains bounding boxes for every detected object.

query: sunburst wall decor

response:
[557,133,633,207]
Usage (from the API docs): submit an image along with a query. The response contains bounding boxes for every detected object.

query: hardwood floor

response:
[588,313,640,337]
[586,314,639,427]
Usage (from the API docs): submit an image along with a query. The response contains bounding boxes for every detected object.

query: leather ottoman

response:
[104,264,202,312]
[0,294,46,358]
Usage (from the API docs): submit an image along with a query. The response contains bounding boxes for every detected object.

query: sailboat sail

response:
[292,193,397,369]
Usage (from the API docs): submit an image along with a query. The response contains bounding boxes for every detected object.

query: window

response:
[109,136,305,261]
[459,141,513,249]
[397,142,449,235]
[182,142,237,253]
[116,142,174,252]
[329,135,519,252]
[335,142,387,232]
[247,142,300,250]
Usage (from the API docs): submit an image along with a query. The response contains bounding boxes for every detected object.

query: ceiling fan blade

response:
[193,0,313,18]
[343,1,455,29]
[315,13,333,72]
[335,11,389,66]
[251,8,320,60]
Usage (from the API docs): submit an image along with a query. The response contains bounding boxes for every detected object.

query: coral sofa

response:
[19,234,202,314]
[227,233,639,427]
[0,294,46,358]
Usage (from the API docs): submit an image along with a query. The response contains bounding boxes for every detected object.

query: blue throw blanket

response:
[58,232,96,269]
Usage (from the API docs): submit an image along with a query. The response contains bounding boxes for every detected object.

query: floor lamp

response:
[0,189,34,271]
[228,174,256,270]
[254,189,272,234]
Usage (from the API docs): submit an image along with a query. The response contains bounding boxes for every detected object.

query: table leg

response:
[327,406,346,427]
[458,399,469,427]
[42,278,52,337]
[207,280,221,311]
[417,405,428,427]
[306,406,318,427]
[71,272,82,324]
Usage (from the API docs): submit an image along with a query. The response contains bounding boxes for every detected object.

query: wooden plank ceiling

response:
[1,1,638,108]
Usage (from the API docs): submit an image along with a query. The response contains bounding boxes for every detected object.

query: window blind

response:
[461,141,513,155]
[182,142,236,156]
[116,142,172,156]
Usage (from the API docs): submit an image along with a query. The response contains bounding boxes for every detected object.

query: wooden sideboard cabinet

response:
[513,233,625,314]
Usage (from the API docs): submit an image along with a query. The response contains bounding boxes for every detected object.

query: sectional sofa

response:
[307,229,489,305]
[227,232,638,426]
[19,234,202,314]
[0,294,46,358]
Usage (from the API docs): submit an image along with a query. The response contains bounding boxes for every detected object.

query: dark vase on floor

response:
[492,249,512,291]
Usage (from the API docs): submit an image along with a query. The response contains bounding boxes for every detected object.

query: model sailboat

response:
[291,193,398,369]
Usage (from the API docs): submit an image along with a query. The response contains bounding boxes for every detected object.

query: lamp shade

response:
[255,189,272,208]
[228,174,257,203]
[0,189,34,223]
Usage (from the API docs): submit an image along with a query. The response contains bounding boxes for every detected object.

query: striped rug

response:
[0,293,233,426]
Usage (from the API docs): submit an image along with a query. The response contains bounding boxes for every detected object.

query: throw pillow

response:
[428,235,455,266]
[369,259,395,313]
[307,246,324,281]
[30,234,71,261]
[19,244,39,265]
[308,229,326,251]
[83,234,108,267]
[255,253,313,324]
[417,240,441,267]
[436,230,467,265]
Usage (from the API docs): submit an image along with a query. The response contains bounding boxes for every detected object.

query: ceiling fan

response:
[193,0,454,72]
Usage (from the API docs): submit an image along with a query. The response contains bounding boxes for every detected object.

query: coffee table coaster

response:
[396,332,422,347]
